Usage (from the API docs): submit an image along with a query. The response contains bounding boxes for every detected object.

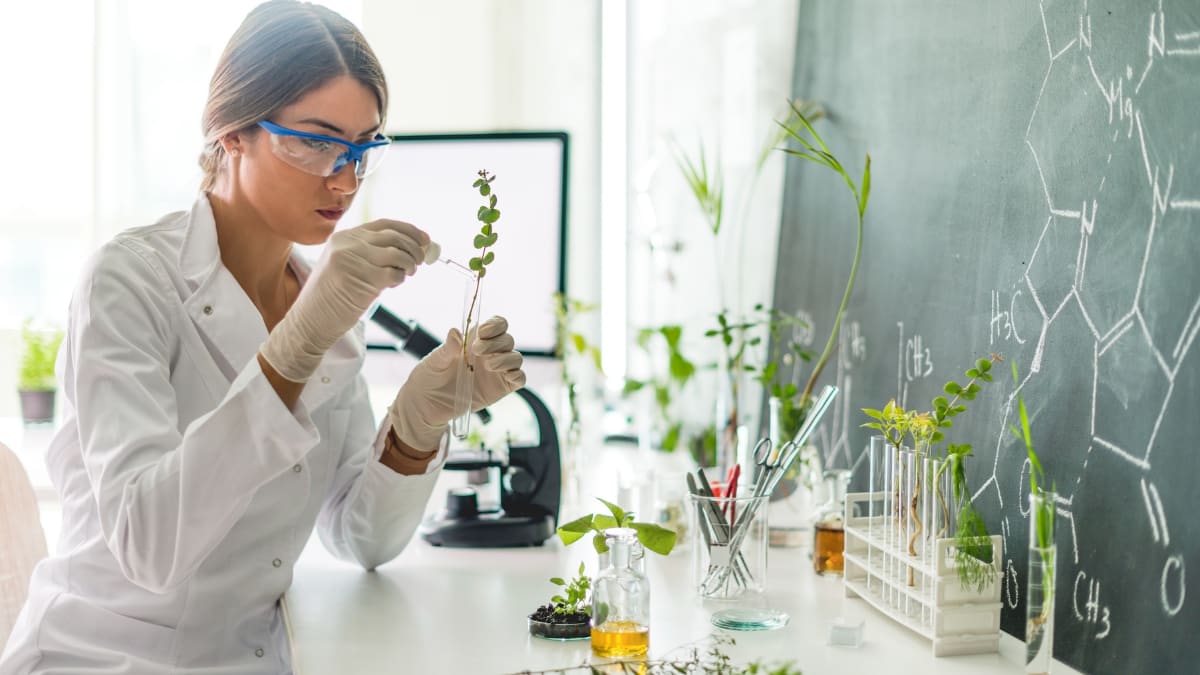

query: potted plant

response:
[527,499,677,639]
[18,321,63,425]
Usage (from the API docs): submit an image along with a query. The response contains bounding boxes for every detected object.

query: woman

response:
[0,2,525,673]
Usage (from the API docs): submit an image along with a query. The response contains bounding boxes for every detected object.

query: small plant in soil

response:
[529,561,591,626]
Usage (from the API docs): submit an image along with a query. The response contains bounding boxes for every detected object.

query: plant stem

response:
[462,247,489,365]
[799,206,863,407]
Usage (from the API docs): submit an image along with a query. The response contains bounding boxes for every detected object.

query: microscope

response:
[371,307,561,548]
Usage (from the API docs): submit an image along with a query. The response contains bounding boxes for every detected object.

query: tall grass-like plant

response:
[1011,361,1055,649]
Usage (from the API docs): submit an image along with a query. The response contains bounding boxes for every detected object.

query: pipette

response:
[422,241,474,276]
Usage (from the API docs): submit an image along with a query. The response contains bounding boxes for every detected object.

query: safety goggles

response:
[256,120,390,179]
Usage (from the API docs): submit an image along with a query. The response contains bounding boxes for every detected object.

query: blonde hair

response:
[199,0,388,191]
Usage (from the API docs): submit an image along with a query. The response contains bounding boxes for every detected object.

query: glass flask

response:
[812,469,851,575]
[590,527,650,658]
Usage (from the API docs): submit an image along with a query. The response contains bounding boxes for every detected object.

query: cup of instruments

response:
[689,488,770,600]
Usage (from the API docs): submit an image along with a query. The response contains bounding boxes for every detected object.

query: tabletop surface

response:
[285,532,1028,675]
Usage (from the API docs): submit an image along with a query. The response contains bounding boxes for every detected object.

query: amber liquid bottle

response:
[812,469,851,575]
[591,528,650,657]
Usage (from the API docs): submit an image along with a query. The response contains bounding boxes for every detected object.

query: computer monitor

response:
[298,131,568,356]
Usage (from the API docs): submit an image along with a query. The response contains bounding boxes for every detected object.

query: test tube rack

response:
[842,491,1003,657]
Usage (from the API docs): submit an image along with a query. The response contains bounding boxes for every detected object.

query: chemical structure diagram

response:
[971,0,1195,641]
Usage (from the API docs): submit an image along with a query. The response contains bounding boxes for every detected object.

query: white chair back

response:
[0,441,48,647]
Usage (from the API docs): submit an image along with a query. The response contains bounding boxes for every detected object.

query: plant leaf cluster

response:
[556,498,677,556]
[624,325,698,453]
[554,294,603,431]
[19,321,63,391]
[546,561,591,616]
[462,170,501,362]
[507,635,803,675]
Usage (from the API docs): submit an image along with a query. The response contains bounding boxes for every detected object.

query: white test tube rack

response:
[842,490,1003,657]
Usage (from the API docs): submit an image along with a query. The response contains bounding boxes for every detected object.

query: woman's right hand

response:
[260,219,430,383]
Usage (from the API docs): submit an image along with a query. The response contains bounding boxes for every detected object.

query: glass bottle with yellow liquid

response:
[590,527,650,658]
[813,469,851,575]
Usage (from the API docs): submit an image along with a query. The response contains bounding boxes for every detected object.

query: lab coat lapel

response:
[178,195,365,411]
[179,195,270,380]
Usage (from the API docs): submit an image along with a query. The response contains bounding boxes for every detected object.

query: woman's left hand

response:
[388,316,526,451]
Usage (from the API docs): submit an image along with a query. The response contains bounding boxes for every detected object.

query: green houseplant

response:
[18,321,63,424]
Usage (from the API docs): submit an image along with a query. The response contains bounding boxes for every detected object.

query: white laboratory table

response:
[285,533,1028,675]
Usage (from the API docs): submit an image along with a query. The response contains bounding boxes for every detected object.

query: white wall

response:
[362,0,602,319]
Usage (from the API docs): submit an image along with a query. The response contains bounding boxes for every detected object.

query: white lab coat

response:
[0,195,444,674]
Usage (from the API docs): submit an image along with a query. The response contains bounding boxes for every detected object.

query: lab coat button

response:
[320,376,330,384]
[293,464,302,473]
[255,648,264,658]
[272,558,282,568]
[202,305,213,315]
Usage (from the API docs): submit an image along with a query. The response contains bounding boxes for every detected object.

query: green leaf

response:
[931,431,944,443]
[482,223,492,236]
[662,423,681,452]
[944,382,962,395]
[472,179,484,188]
[477,267,487,278]
[484,232,499,247]
[479,183,491,196]
[489,194,497,208]
[482,251,495,265]
[468,257,482,271]
[668,352,696,382]
[549,577,565,586]
[578,561,586,575]
[592,533,608,555]
[556,515,595,546]
[862,408,884,420]
[477,205,488,220]
[622,379,645,395]
[631,522,677,556]
[859,154,872,216]
[481,208,501,224]
[473,234,487,248]
[596,497,626,525]
[980,373,993,382]
[933,396,949,410]
[977,358,992,372]
[862,422,884,431]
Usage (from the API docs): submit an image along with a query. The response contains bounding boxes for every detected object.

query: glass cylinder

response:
[451,277,483,440]
[591,528,650,657]
[1026,490,1057,675]
[766,397,816,548]
[689,488,769,600]
[812,469,850,575]
[866,436,887,591]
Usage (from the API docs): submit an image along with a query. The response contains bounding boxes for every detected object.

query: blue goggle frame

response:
[256,120,390,177]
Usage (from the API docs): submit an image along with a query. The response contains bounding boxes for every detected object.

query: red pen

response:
[723,464,741,525]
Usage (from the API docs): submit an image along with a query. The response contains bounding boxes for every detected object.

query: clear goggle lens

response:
[265,129,389,179]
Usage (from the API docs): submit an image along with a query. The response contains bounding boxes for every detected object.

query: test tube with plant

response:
[451,170,501,440]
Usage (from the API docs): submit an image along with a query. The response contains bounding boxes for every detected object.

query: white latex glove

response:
[389,316,527,451]
[261,219,431,382]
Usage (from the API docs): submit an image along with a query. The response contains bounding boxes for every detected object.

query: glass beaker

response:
[813,469,851,575]
[591,528,650,658]
[689,488,769,599]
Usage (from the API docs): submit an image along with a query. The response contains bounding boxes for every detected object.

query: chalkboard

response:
[773,2,1198,673]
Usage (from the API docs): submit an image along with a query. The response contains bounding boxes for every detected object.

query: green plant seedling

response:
[556,497,677,556]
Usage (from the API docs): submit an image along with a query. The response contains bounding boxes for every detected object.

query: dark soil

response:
[529,604,589,625]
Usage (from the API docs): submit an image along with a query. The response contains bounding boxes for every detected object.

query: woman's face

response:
[233,74,382,245]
